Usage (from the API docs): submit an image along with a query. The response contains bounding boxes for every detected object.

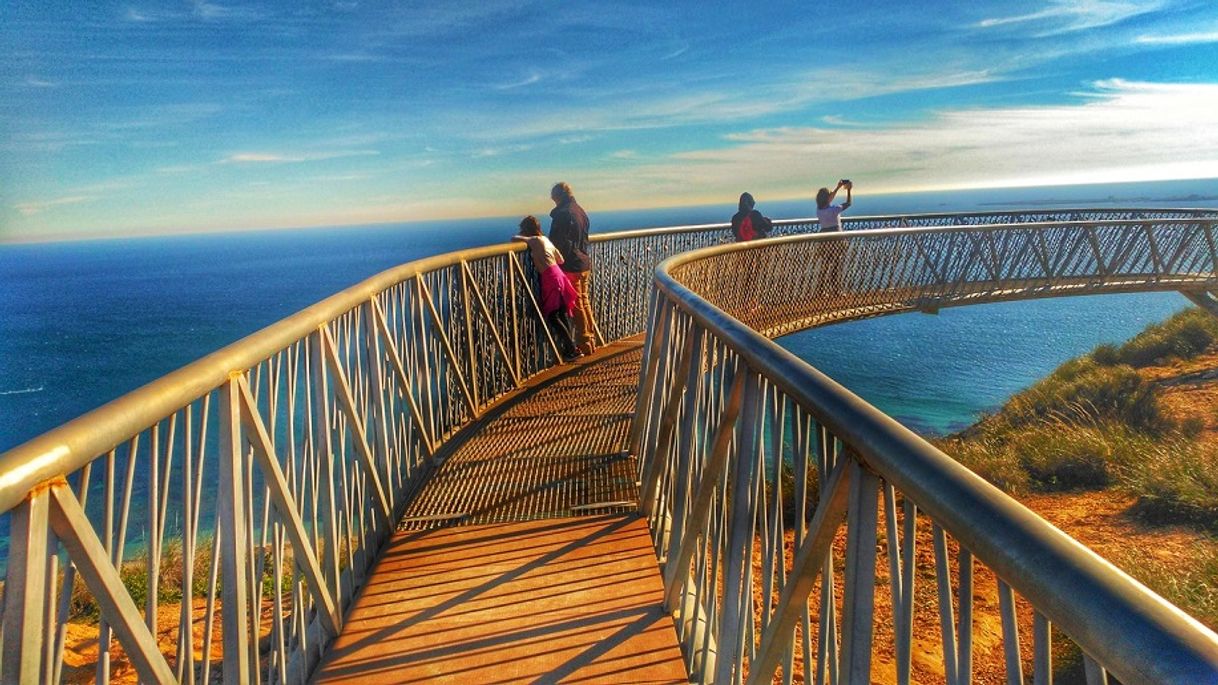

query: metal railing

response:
[632,215,1218,683]
[0,208,1214,684]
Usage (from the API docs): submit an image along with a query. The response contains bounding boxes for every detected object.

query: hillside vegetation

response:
[939,306,1218,629]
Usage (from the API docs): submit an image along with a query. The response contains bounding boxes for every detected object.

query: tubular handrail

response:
[634,215,1218,683]
[2,207,1211,511]
[1,207,1216,684]
[0,242,528,515]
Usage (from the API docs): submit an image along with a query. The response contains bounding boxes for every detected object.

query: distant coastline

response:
[982,193,1218,207]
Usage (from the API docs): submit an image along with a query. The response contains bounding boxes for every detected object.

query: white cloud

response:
[23,76,57,88]
[468,67,1004,141]
[977,0,1166,34]
[1135,30,1218,45]
[14,196,96,217]
[495,71,542,90]
[221,149,380,164]
[563,80,1218,206]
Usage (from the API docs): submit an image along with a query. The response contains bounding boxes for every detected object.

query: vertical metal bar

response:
[320,324,392,524]
[2,489,52,685]
[746,460,852,685]
[507,253,522,377]
[219,377,253,683]
[52,461,92,685]
[714,370,761,685]
[369,297,436,458]
[47,482,177,684]
[416,274,480,417]
[461,261,521,387]
[640,320,696,520]
[662,327,706,566]
[309,331,342,597]
[997,579,1024,685]
[1034,612,1053,685]
[362,299,395,509]
[628,288,663,454]
[934,523,959,685]
[839,460,880,685]
[238,377,343,638]
[662,367,745,610]
[1083,653,1110,685]
[958,548,974,684]
[459,260,481,408]
[147,423,161,637]
[898,498,917,685]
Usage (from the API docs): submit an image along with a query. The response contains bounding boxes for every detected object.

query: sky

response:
[2,0,1218,242]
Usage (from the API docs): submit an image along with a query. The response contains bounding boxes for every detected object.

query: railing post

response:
[362,299,396,510]
[2,489,53,684]
[840,460,880,684]
[714,370,762,685]
[309,328,343,599]
[218,376,254,683]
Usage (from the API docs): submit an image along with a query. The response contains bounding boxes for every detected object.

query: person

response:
[815,179,852,232]
[549,182,597,356]
[513,215,580,361]
[815,179,853,292]
[730,192,773,242]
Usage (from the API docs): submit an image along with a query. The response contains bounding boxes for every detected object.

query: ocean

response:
[2,178,1217,451]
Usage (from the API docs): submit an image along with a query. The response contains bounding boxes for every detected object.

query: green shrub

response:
[1119,438,1218,529]
[1016,421,1150,491]
[1114,307,1218,367]
[940,437,1030,493]
[1091,343,1121,366]
[995,358,1170,436]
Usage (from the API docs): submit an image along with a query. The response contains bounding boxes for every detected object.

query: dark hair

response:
[519,215,541,236]
[738,192,755,212]
[551,182,572,202]
[816,187,832,209]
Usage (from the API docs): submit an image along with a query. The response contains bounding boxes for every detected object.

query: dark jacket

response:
[549,197,592,273]
[730,208,772,242]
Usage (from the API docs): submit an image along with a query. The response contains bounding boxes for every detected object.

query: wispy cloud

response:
[1135,29,1218,45]
[977,0,1167,34]
[23,76,57,88]
[221,149,380,164]
[14,196,96,217]
[495,70,542,90]
[469,66,1004,141]
[192,1,264,22]
[565,80,1218,206]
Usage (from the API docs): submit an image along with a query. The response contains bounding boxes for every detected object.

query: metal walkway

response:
[311,341,689,683]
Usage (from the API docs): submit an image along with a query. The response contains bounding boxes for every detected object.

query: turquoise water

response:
[2,178,1216,450]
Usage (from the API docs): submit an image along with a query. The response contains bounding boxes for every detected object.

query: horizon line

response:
[4,175,1217,247]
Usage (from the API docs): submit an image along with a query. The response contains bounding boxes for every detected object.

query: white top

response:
[514,234,564,271]
[817,204,845,231]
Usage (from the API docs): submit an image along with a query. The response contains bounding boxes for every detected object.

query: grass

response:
[942,307,1218,523]
[1093,307,1218,368]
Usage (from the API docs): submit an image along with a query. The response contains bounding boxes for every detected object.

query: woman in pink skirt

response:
[513,215,581,361]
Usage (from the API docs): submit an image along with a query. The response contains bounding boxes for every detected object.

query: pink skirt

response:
[540,265,577,317]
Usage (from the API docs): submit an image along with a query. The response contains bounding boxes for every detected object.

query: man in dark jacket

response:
[549,181,597,355]
[731,192,772,242]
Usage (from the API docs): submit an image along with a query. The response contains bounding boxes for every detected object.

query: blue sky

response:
[2,0,1217,241]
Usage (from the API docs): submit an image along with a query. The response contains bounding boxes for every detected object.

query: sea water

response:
[2,178,1216,452]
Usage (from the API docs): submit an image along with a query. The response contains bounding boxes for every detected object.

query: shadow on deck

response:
[311,341,689,684]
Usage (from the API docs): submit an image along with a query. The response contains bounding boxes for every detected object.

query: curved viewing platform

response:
[1,209,1218,684]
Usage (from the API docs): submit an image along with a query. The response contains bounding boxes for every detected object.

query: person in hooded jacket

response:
[730,192,773,242]
[549,182,598,355]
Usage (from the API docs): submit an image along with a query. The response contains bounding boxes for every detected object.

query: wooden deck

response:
[311,341,689,684]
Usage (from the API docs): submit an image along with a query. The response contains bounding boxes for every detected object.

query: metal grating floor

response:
[397,343,643,530]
